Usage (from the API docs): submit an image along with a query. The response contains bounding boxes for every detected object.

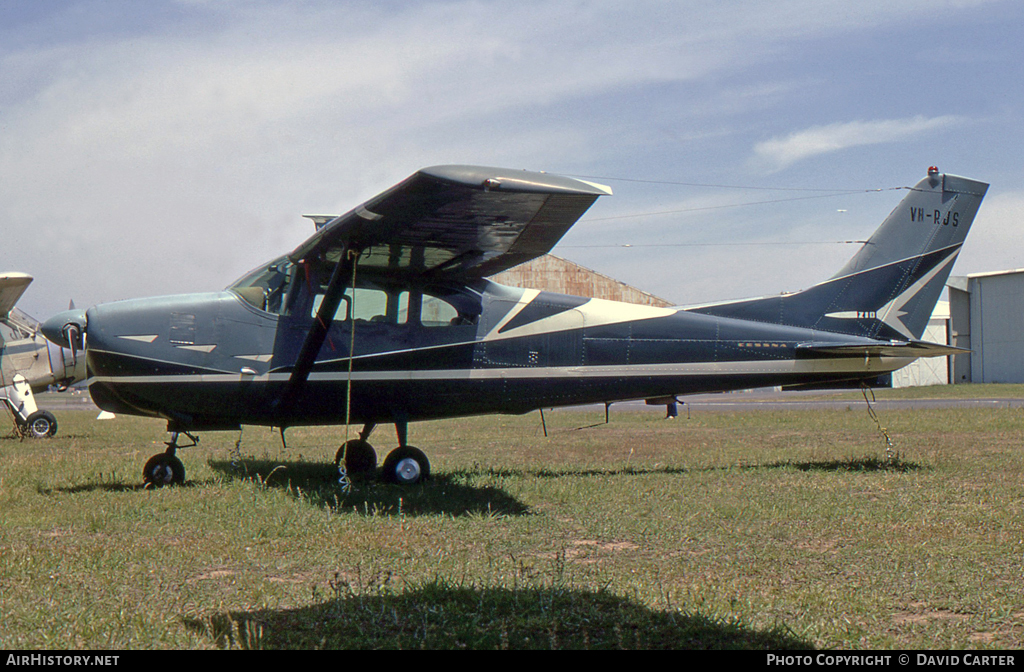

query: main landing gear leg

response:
[381,421,430,486]
[142,431,196,488]
[335,423,378,477]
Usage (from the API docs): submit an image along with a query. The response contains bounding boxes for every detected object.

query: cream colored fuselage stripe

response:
[87,356,914,386]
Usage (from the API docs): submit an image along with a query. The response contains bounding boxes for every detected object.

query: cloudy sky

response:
[2,0,1021,318]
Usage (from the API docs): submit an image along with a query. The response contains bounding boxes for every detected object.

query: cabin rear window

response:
[311,287,463,327]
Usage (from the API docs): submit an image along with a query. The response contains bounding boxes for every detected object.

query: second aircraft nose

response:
[40,308,88,349]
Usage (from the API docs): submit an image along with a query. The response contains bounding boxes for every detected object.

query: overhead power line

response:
[567,172,899,193]
[581,186,909,223]
[555,173,905,248]
[562,239,869,249]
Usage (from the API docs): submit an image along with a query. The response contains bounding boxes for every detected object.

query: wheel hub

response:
[150,465,173,484]
[395,457,421,483]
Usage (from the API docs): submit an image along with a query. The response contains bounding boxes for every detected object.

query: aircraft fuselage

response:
[83,276,904,432]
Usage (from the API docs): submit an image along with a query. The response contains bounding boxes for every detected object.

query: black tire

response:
[335,439,377,476]
[142,453,186,487]
[381,446,430,485]
[23,410,58,438]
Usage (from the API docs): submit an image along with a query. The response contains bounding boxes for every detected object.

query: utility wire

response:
[558,173,906,248]
[562,240,868,248]
[583,190,899,223]
[567,172,899,193]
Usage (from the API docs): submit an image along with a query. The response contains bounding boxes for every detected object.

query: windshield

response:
[228,256,296,314]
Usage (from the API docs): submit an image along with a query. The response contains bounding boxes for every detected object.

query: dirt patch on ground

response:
[892,602,972,625]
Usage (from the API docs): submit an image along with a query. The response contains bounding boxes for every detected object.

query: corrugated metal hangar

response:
[948,269,1024,384]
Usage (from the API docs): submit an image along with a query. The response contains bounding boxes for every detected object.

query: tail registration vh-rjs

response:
[42,166,987,487]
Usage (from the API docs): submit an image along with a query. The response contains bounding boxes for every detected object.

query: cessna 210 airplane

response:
[1,273,87,437]
[41,165,986,487]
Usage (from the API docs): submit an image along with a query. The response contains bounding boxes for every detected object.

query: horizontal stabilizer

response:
[797,340,969,359]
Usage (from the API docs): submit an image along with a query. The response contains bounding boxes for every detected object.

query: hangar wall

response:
[891,302,950,388]
[949,269,1024,384]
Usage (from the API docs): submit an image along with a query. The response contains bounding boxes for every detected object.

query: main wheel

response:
[22,410,58,438]
[335,439,377,476]
[142,453,186,488]
[381,446,430,485]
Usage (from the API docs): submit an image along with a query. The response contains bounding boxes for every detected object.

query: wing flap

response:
[289,166,610,279]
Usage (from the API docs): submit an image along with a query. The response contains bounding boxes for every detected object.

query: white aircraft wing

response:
[288,165,611,279]
[0,273,33,318]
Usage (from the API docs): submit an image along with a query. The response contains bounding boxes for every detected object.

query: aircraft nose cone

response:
[41,308,88,348]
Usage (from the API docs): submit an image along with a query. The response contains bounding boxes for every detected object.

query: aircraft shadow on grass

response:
[208,458,533,518]
[39,451,920,499]
[41,453,920,500]
[753,456,923,473]
[208,458,849,518]
[184,582,814,650]
[41,481,148,495]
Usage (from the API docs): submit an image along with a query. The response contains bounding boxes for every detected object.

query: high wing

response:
[0,273,33,318]
[288,165,612,279]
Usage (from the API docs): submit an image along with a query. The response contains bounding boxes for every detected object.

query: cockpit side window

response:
[1,310,36,341]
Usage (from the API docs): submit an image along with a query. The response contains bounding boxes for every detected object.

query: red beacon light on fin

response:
[928,166,940,176]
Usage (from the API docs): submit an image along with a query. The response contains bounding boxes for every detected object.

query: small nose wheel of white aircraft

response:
[381,446,430,485]
[20,410,58,438]
[335,439,377,477]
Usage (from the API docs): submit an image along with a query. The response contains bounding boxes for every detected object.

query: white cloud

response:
[750,116,964,172]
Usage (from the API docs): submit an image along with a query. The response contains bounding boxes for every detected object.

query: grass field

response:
[2,386,1023,649]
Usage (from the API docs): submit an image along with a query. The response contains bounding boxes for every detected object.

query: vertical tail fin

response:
[692,168,988,340]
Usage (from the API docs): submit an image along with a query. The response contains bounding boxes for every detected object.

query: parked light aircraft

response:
[1,273,87,437]
[41,165,987,486]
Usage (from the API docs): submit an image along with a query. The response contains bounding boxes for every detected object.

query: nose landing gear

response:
[142,431,197,488]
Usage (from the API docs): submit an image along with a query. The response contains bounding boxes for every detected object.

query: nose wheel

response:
[20,410,58,438]
[142,452,186,488]
[142,431,196,488]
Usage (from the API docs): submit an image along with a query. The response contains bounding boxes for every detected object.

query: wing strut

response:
[276,249,359,420]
